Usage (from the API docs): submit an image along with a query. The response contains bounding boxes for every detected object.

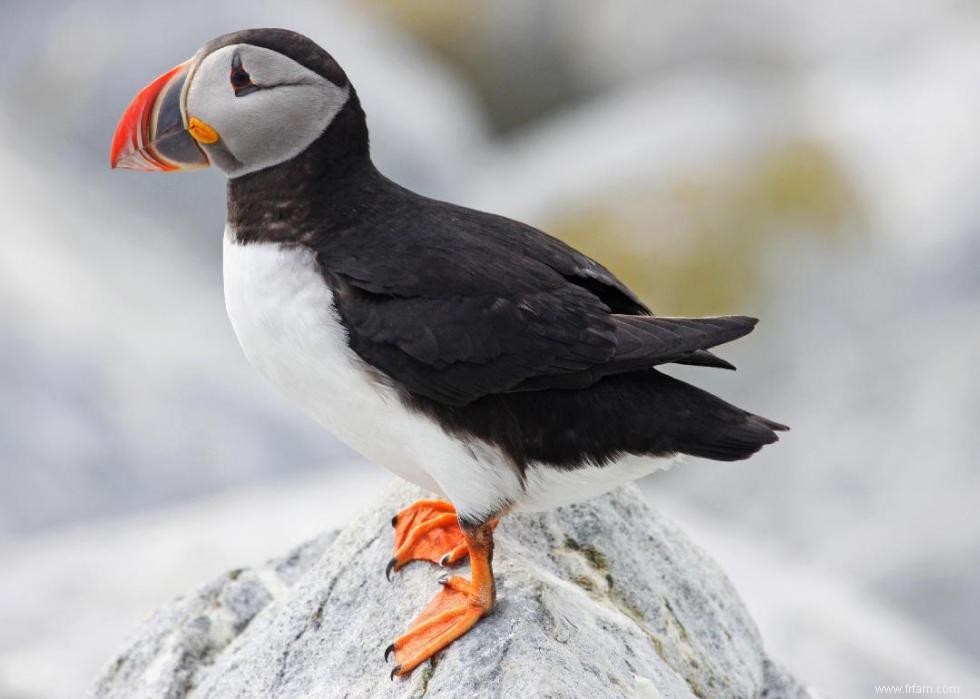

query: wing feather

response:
[315,198,753,407]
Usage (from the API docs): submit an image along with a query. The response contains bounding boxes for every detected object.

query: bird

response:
[110,28,787,679]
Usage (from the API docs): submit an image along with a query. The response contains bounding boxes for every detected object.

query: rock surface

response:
[93,482,816,698]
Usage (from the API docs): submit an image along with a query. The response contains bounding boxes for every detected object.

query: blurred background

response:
[1,1,978,697]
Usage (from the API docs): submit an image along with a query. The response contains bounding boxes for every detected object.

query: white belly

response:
[517,454,680,512]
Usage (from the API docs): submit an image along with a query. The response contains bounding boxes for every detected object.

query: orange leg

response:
[386,522,496,677]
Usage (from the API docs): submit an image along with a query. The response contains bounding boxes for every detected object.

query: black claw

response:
[384,643,395,662]
[438,572,450,585]
[390,664,402,681]
[439,553,450,567]
[385,557,397,582]
[391,514,398,527]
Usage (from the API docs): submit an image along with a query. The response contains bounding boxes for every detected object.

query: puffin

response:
[110,28,787,678]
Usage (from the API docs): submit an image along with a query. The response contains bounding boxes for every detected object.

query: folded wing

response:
[317,202,758,407]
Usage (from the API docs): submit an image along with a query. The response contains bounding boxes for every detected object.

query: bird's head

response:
[110,29,357,177]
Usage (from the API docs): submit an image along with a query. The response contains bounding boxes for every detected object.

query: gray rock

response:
[94,482,817,699]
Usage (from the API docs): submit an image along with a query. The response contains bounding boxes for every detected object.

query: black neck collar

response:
[226,94,385,245]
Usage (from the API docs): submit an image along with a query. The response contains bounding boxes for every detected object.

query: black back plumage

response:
[226,32,787,474]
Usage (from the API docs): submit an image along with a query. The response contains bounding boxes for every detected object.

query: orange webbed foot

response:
[387,499,467,579]
[386,522,497,678]
[385,576,485,677]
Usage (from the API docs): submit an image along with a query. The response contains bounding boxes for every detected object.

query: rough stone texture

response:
[93,482,816,699]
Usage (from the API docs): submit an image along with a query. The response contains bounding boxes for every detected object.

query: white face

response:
[185,44,350,177]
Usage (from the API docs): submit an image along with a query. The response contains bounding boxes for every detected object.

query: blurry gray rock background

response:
[1,1,978,697]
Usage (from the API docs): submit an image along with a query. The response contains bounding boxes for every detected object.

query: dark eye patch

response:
[230,54,259,96]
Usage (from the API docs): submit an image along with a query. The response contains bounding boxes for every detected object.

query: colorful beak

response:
[110,59,210,171]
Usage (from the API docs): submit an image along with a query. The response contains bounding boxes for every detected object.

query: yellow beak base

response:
[187,117,220,145]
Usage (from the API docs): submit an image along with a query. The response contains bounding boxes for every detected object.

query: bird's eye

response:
[230,66,251,88]
[230,55,257,96]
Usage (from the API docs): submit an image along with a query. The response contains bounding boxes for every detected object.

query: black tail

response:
[649,371,789,462]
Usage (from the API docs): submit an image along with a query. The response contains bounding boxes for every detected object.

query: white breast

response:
[221,229,524,520]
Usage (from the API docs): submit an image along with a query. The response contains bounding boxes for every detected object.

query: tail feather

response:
[608,315,757,375]
[678,413,788,461]
[670,349,736,371]
[644,370,789,462]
